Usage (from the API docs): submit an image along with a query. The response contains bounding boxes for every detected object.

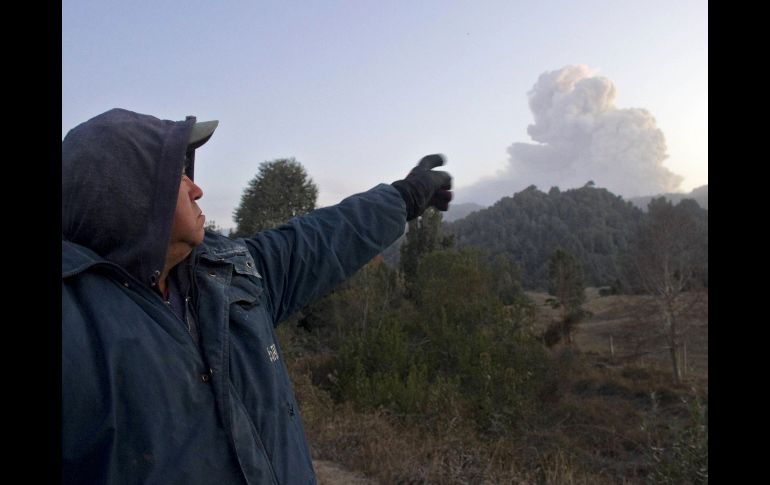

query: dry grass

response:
[288,352,705,483]
[527,289,708,382]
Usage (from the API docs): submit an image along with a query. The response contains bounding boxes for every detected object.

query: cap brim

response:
[188,120,219,149]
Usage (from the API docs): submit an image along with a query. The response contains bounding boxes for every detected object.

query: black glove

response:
[391,154,453,221]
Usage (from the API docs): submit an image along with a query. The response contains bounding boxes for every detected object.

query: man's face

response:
[169,175,206,248]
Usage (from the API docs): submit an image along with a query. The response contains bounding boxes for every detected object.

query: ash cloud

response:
[459,65,683,205]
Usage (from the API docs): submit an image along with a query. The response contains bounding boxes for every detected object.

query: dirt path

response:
[314,459,375,485]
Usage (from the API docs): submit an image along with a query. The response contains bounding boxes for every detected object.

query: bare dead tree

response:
[624,198,707,383]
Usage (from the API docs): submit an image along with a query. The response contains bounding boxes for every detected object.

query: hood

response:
[62,108,197,287]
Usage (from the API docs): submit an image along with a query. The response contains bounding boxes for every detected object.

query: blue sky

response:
[63,0,707,229]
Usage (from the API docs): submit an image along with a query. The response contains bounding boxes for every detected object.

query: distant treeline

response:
[445,184,708,291]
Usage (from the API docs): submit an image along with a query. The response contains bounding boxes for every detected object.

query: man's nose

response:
[190,180,203,201]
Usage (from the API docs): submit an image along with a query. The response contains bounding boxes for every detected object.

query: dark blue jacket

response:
[62,109,406,484]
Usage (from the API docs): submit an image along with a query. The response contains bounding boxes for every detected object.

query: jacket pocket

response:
[202,248,265,307]
[230,275,263,307]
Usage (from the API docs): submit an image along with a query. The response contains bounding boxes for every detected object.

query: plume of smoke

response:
[460,65,683,205]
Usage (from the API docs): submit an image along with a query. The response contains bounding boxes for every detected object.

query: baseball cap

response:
[188,120,219,149]
[184,119,218,179]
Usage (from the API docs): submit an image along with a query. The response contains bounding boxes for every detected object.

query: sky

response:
[62,0,708,229]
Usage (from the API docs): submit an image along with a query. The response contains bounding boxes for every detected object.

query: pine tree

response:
[232,158,318,237]
[398,208,453,296]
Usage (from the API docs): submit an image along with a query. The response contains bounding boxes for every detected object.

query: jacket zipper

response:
[186,251,202,345]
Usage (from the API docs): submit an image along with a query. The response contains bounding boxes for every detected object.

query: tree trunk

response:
[609,335,615,359]
[682,341,687,378]
[664,297,682,384]
[561,306,572,346]
[669,345,681,383]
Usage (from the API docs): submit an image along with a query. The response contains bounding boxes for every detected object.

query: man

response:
[62,108,451,484]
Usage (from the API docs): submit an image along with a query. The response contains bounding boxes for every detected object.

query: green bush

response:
[331,249,552,435]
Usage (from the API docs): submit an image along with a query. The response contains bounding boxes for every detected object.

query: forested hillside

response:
[446,184,646,290]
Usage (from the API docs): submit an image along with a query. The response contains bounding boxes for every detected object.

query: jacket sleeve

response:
[241,183,406,325]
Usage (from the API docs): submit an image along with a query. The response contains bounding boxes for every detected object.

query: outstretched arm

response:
[243,155,453,325]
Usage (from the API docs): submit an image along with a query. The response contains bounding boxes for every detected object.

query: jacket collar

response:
[63,233,259,279]
[197,233,261,278]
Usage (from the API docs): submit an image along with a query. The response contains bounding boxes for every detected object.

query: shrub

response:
[331,249,553,435]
